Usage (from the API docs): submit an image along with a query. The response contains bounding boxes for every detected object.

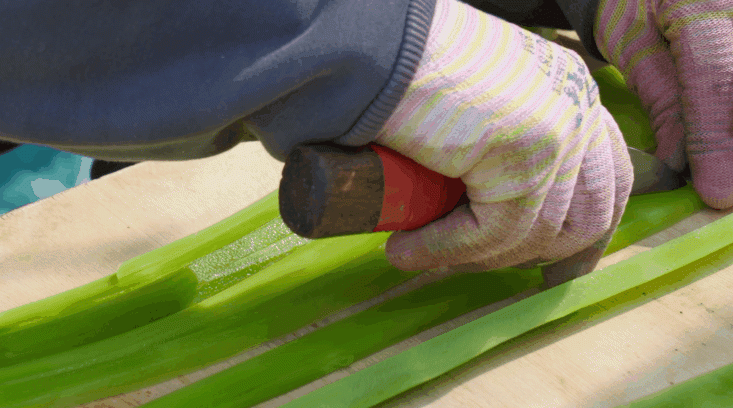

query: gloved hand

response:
[594,0,733,209]
[375,0,633,287]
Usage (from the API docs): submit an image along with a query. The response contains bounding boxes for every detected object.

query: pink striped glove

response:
[376,0,633,287]
[594,0,733,209]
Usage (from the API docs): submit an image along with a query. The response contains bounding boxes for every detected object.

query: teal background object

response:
[0,145,92,215]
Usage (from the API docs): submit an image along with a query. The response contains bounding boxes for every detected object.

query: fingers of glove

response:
[384,179,610,274]
[626,52,688,173]
[540,243,608,288]
[383,110,599,272]
[540,117,631,287]
[384,134,629,274]
[660,1,733,209]
[385,148,609,273]
[384,199,542,271]
[419,114,631,277]
[543,116,631,261]
[607,111,636,205]
[594,0,687,172]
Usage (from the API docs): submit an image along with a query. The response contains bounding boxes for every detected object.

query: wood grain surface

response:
[2,31,732,408]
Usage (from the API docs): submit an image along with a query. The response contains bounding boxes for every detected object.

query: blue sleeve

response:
[0,0,436,161]
[0,0,604,162]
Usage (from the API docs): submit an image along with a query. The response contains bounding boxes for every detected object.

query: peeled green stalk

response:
[605,185,704,255]
[593,65,657,152]
[172,69,701,408]
[282,211,733,408]
[0,61,704,406]
[137,185,705,408]
[0,266,198,368]
[142,267,545,408]
[618,362,733,407]
[115,190,282,279]
[0,191,283,367]
[0,233,419,408]
[0,187,703,408]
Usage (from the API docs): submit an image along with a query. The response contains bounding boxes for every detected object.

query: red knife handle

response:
[279,143,468,239]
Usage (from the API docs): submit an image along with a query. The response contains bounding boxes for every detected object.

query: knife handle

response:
[279,143,468,239]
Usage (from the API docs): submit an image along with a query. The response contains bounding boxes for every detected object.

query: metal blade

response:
[628,146,687,195]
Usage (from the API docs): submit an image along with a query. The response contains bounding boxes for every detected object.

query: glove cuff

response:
[338,0,437,147]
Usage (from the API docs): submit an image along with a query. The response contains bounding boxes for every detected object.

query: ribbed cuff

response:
[339,0,437,146]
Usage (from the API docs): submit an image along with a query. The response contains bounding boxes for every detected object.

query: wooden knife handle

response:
[279,143,468,239]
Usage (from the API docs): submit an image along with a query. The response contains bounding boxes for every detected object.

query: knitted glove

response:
[376,0,633,286]
[594,0,733,209]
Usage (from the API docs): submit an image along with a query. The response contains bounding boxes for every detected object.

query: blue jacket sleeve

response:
[0,0,436,161]
[0,0,604,162]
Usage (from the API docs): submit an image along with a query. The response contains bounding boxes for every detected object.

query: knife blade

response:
[628,146,687,195]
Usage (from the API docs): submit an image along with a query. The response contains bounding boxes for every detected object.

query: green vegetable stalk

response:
[142,267,545,408]
[0,266,198,367]
[592,66,657,152]
[0,191,284,367]
[139,65,706,408]
[135,185,707,408]
[0,232,419,408]
[605,184,704,255]
[618,361,733,408]
[0,64,706,407]
[115,189,283,280]
[281,210,733,408]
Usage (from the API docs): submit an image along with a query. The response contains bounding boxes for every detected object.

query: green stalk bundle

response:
[618,361,733,407]
[605,185,704,255]
[0,182,701,408]
[136,186,708,408]
[0,231,420,408]
[0,265,198,367]
[142,266,545,408]
[138,66,707,407]
[592,66,657,152]
[0,65,709,407]
[0,191,283,367]
[281,211,733,408]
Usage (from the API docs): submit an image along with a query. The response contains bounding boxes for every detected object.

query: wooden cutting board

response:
[2,31,733,408]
